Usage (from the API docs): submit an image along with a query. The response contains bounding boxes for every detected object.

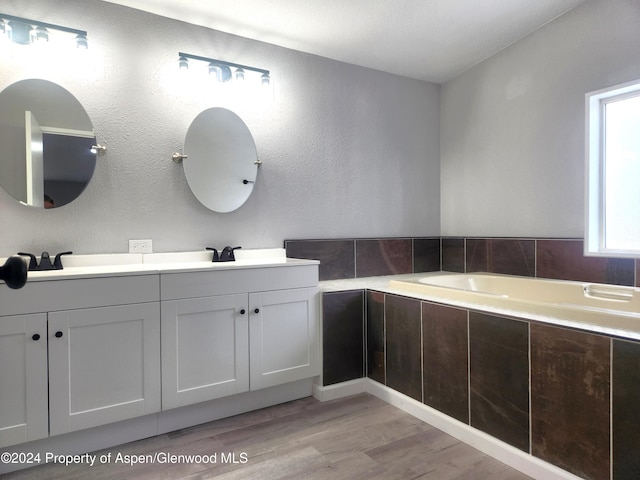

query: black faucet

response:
[18,251,72,271]
[206,247,220,262]
[219,246,241,262]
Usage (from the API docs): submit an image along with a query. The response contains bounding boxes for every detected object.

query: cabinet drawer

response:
[0,275,160,316]
[161,264,318,300]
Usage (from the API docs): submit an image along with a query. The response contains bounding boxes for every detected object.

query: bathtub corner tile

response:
[442,237,465,272]
[285,239,355,281]
[366,291,385,384]
[412,238,441,273]
[356,239,412,278]
[465,238,488,273]
[322,290,365,386]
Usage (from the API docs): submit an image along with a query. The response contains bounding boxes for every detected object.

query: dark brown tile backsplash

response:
[536,239,634,285]
[413,238,441,273]
[466,238,535,276]
[355,239,413,277]
[284,239,355,281]
[285,237,441,280]
[442,237,465,272]
[286,236,638,287]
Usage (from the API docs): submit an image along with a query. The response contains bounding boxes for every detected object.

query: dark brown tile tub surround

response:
[530,324,610,480]
[322,291,364,386]
[422,302,469,423]
[356,239,413,277]
[466,238,535,276]
[442,237,465,272]
[289,236,635,286]
[385,295,422,401]
[284,239,355,281]
[285,237,441,280]
[366,291,386,384]
[413,238,441,273]
[613,339,640,480]
[536,239,634,285]
[469,312,529,452]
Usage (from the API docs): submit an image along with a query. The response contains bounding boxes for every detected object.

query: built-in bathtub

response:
[389,273,640,340]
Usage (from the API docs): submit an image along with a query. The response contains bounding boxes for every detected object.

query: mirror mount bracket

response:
[91,144,107,156]
[172,152,188,163]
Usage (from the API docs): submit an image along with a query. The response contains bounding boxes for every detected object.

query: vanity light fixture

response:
[0,13,88,48]
[178,52,270,85]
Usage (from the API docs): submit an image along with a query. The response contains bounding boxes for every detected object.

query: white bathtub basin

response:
[389,273,640,339]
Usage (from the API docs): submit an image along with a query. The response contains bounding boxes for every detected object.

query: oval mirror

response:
[0,79,98,209]
[183,108,258,213]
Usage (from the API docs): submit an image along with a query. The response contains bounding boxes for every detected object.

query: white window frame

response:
[585,79,640,258]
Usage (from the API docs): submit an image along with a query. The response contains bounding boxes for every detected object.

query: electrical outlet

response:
[129,239,153,254]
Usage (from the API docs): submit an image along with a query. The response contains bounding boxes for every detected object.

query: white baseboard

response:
[312,378,366,401]
[314,377,582,480]
[363,379,583,480]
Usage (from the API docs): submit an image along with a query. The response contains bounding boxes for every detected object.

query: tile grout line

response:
[383,293,387,387]
[467,310,471,426]
[610,338,613,480]
[529,322,533,455]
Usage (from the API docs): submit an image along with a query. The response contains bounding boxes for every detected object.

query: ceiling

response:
[100,0,584,84]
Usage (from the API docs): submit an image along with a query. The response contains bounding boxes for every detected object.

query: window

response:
[585,80,640,257]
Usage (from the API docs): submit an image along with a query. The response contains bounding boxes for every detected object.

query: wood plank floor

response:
[3,394,531,479]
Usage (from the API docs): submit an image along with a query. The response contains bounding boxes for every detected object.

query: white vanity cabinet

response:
[0,314,48,448]
[160,263,319,409]
[0,255,319,464]
[48,302,160,435]
[0,274,161,448]
[161,294,250,409]
[249,288,319,390]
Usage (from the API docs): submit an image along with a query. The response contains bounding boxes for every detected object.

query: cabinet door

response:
[48,303,161,436]
[0,314,47,448]
[161,294,249,410]
[249,288,319,390]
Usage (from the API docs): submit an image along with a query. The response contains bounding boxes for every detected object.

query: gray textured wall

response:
[440,0,640,238]
[0,0,440,256]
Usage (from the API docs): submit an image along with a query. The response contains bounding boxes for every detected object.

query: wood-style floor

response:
[3,394,531,479]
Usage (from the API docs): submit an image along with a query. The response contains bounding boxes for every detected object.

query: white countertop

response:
[3,249,319,283]
[320,272,445,292]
